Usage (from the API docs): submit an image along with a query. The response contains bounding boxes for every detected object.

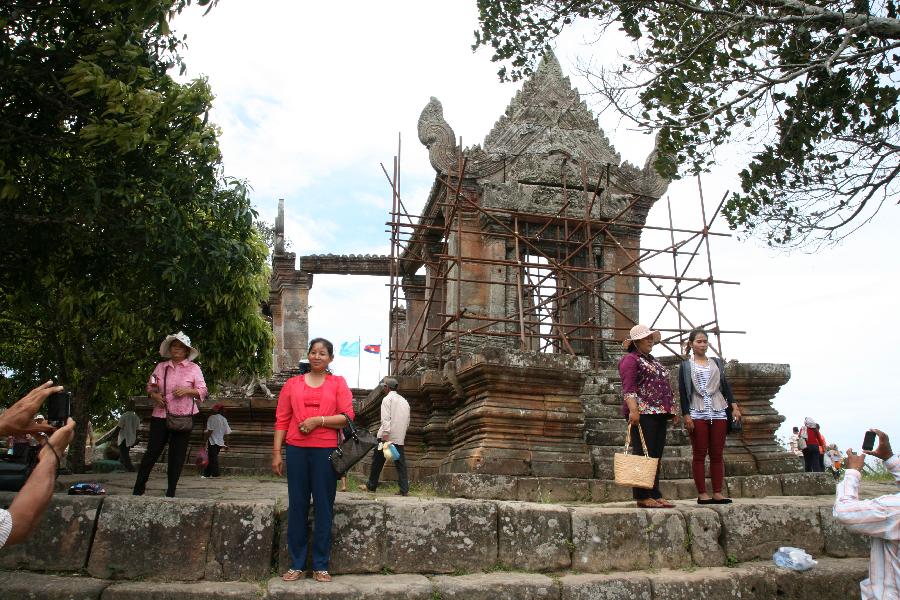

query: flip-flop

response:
[313,570,332,582]
[655,499,676,508]
[281,569,303,582]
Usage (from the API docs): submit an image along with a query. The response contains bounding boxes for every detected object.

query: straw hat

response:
[159,331,199,362]
[622,324,661,351]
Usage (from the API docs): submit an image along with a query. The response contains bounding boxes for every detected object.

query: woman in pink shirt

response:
[273,338,354,583]
[133,331,207,498]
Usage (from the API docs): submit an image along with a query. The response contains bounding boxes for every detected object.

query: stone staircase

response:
[0,487,869,599]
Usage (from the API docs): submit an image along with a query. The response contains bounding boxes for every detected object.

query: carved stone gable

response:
[483,51,620,166]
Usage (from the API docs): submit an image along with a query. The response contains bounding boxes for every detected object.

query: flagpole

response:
[357,336,361,388]
[378,339,383,382]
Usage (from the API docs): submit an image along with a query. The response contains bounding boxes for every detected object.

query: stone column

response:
[598,226,641,362]
[444,193,514,354]
[270,252,311,373]
[725,362,803,475]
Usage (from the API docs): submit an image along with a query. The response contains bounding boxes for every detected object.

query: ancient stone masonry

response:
[132,52,803,485]
[356,50,804,483]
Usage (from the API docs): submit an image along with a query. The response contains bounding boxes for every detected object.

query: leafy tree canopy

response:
[474,0,900,246]
[0,0,273,469]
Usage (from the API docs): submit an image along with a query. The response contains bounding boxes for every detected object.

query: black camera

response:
[46,391,71,428]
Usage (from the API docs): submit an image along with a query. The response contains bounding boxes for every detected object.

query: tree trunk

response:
[67,381,98,473]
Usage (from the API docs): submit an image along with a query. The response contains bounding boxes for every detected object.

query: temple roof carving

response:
[417,50,668,199]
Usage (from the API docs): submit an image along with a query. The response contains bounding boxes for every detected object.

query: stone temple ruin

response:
[135,52,803,496]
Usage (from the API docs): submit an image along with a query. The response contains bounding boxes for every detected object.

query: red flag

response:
[363,344,381,354]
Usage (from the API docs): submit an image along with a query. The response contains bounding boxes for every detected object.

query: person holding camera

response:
[678,329,742,505]
[833,429,899,600]
[133,332,207,498]
[0,381,75,548]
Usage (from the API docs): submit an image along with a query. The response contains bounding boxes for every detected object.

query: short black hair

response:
[307,338,334,357]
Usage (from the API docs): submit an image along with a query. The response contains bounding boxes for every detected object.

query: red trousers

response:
[690,418,727,494]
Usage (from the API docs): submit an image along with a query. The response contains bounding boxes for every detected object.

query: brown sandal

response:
[313,570,332,582]
[281,569,303,582]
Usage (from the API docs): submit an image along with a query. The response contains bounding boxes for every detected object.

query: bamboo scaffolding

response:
[385,144,738,371]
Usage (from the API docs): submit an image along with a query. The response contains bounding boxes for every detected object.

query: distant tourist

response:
[202,403,231,478]
[133,332,207,498]
[116,403,141,472]
[678,329,742,505]
[273,338,354,583]
[799,417,825,472]
[833,429,899,600]
[789,426,803,456]
[359,377,410,496]
[619,324,677,509]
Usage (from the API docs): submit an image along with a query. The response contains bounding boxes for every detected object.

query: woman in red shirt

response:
[273,338,354,583]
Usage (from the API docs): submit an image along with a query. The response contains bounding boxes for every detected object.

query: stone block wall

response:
[0,492,868,583]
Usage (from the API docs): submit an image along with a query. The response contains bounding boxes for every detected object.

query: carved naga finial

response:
[418,97,460,175]
[639,134,671,199]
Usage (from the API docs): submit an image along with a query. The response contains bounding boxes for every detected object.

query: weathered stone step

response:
[0,557,870,599]
[1,486,861,584]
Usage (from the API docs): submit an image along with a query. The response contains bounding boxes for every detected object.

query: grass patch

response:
[863,462,895,481]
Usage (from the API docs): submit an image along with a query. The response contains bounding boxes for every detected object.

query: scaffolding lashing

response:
[383,143,740,376]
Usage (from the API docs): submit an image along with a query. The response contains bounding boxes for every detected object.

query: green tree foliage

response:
[0,1,273,470]
[474,1,900,246]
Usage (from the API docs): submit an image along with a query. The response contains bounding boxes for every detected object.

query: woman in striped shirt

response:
[678,329,742,505]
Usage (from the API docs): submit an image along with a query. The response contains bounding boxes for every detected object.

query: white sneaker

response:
[200,475,209,479]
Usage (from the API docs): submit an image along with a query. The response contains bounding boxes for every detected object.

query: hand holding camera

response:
[0,381,61,437]
[40,417,75,466]
[863,429,892,461]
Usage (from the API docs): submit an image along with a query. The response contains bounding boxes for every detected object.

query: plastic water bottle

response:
[772,547,817,571]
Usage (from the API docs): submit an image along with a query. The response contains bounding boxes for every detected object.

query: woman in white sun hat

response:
[619,324,678,508]
[133,331,207,497]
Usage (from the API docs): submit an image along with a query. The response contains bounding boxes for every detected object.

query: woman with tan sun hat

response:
[133,331,207,498]
[618,324,678,508]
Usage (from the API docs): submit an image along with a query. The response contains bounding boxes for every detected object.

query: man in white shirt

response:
[202,403,231,478]
[360,378,410,496]
[833,429,899,600]
[789,426,803,456]
[117,403,141,472]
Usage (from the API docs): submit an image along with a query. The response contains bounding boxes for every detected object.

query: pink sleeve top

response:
[146,360,208,419]
[275,374,355,448]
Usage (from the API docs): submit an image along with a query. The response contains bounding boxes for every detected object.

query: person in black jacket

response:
[678,329,742,505]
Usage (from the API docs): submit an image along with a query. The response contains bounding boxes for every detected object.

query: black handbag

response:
[0,446,39,492]
[328,413,378,476]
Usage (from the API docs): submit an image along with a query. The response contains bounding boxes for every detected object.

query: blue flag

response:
[339,341,360,357]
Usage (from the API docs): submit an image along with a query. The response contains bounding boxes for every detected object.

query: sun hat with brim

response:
[159,331,199,362]
[622,324,662,351]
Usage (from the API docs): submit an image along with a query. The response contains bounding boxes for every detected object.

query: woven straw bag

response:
[613,424,659,489]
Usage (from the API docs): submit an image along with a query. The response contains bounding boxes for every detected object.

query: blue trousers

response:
[285,445,337,571]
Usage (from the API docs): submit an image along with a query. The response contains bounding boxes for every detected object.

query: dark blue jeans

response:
[286,445,337,571]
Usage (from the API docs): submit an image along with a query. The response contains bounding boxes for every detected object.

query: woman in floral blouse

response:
[619,324,677,508]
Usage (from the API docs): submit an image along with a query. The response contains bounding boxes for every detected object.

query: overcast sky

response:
[172,2,899,459]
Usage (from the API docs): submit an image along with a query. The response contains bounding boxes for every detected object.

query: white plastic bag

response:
[772,546,817,571]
